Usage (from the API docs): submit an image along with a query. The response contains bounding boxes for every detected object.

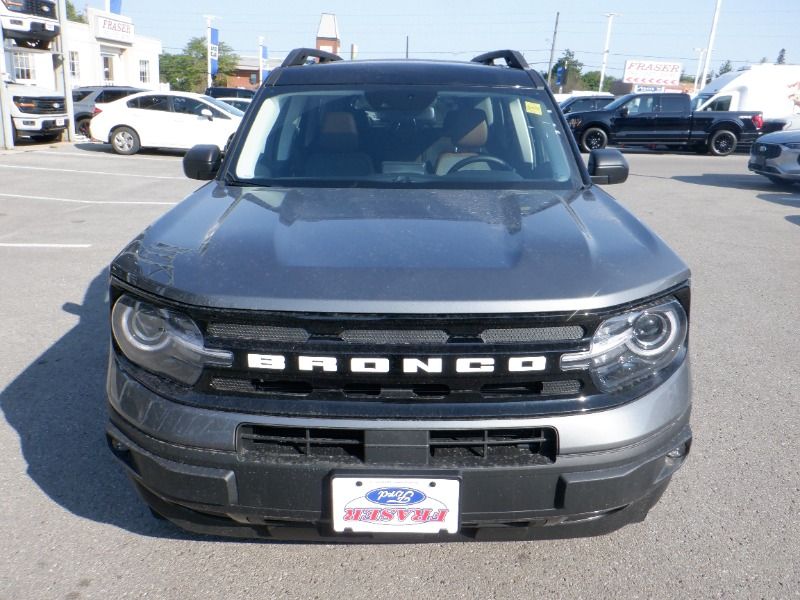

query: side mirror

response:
[562,106,572,114]
[200,108,214,121]
[183,144,221,180]
[619,107,629,117]
[588,148,629,185]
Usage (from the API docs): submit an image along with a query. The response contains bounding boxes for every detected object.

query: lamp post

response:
[693,47,707,92]
[598,13,619,93]
[699,0,722,89]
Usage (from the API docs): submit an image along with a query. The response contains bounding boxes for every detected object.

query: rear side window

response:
[97,89,139,103]
[128,95,170,111]
[703,96,731,111]
[659,95,687,113]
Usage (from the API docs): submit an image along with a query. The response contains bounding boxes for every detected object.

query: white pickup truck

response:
[6,82,68,142]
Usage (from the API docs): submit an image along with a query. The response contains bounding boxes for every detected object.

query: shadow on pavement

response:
[672,173,793,192]
[786,215,800,227]
[0,270,194,539]
[73,142,184,157]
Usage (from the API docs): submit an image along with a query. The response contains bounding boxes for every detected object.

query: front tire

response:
[708,129,737,156]
[580,127,608,153]
[111,126,140,155]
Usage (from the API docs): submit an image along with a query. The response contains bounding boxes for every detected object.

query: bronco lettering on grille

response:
[246,354,546,374]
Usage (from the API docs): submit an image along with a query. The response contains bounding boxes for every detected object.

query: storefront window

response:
[13,53,34,81]
[102,54,114,83]
[139,59,150,84]
[69,51,80,79]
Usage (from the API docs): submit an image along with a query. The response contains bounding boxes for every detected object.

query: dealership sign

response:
[623,60,682,86]
[93,10,135,44]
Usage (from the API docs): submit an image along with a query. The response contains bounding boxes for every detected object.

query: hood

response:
[757,129,800,144]
[6,83,63,98]
[111,184,690,314]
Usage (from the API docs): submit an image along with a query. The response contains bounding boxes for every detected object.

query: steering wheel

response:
[446,155,514,174]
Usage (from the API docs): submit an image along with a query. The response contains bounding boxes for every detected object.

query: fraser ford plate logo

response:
[365,487,426,506]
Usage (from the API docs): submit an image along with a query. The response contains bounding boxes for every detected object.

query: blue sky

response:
[85,0,799,78]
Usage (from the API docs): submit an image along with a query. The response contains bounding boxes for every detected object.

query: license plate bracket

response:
[331,475,460,534]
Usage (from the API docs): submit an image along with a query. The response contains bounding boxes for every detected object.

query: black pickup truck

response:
[566,92,763,156]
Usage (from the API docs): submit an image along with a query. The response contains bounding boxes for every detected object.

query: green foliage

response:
[717,60,733,75]
[159,36,239,92]
[777,49,786,64]
[580,70,616,91]
[66,0,87,23]
[550,49,584,92]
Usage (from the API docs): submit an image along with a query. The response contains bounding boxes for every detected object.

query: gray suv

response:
[72,86,143,138]
[105,49,692,541]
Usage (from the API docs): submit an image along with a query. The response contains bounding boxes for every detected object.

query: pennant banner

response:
[209,28,220,76]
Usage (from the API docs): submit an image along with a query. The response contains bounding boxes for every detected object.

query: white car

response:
[90,91,243,155]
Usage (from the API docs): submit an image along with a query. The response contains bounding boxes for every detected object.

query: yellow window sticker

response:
[525,101,543,116]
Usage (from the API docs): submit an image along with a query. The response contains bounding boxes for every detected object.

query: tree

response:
[777,49,786,64]
[66,0,87,23]
[581,70,616,91]
[160,36,239,92]
[550,49,584,92]
[717,60,733,75]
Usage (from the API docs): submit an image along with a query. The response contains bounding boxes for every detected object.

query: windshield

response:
[202,95,244,117]
[231,86,581,190]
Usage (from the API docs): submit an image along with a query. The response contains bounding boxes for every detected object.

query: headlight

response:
[782,142,800,150]
[568,117,582,129]
[560,297,687,393]
[111,294,232,385]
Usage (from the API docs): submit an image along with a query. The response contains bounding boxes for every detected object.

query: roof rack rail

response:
[471,50,530,71]
[281,48,343,68]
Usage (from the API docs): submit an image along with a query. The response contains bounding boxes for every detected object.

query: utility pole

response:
[546,12,560,87]
[699,0,722,88]
[0,25,14,148]
[405,35,409,59]
[56,0,75,141]
[258,36,264,86]
[598,13,618,93]
[693,47,707,92]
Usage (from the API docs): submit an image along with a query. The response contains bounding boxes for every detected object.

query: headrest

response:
[318,112,359,151]
[445,109,488,148]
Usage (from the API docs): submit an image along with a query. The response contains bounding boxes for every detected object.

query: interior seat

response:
[304,112,374,177]
[434,109,491,175]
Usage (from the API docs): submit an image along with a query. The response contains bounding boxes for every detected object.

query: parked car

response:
[90,91,243,155]
[748,129,800,185]
[204,86,255,99]
[217,97,252,112]
[567,92,762,155]
[105,48,693,541]
[72,86,144,138]
[559,94,614,114]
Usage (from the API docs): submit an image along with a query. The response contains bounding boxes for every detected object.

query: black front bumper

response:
[107,401,691,541]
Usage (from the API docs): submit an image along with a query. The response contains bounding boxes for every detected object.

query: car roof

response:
[270,59,542,88]
[217,96,251,102]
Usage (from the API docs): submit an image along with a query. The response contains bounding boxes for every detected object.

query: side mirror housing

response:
[183,144,222,180]
[588,148,629,185]
[562,106,572,114]
[200,108,214,121]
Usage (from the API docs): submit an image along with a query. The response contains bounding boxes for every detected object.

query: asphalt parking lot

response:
[1,142,798,599]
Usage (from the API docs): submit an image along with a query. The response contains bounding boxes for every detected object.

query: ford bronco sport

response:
[106,49,692,541]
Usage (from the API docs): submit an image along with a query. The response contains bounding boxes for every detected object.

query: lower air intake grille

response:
[238,425,557,465]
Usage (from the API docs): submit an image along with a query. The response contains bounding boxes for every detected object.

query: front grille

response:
[752,143,781,159]
[15,97,65,115]
[238,424,557,465]
[211,376,582,401]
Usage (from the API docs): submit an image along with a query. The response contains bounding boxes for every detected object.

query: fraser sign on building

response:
[623,60,683,86]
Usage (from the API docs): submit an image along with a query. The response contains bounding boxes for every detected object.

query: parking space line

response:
[0,192,177,205]
[0,164,185,180]
[25,149,181,163]
[0,243,92,248]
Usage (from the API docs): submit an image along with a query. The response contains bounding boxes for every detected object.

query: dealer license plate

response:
[56,118,65,126]
[45,23,55,31]
[331,476,460,534]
